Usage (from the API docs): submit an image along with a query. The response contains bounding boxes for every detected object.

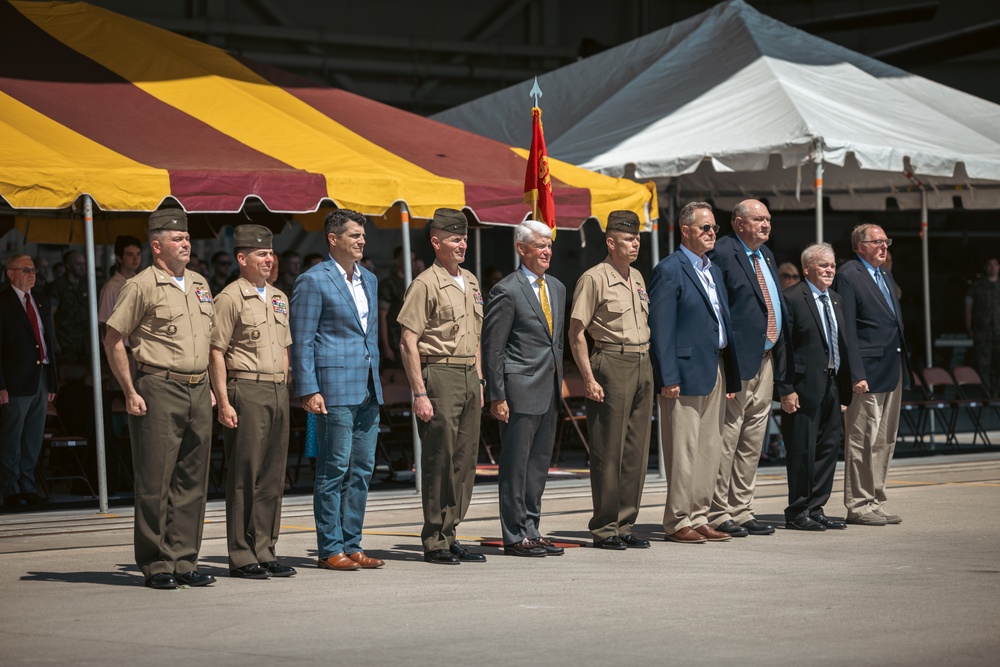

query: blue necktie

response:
[819,294,840,372]
[875,270,895,314]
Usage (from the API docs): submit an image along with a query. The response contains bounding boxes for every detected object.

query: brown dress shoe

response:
[664,527,707,543]
[347,551,385,569]
[694,525,732,542]
[317,554,361,571]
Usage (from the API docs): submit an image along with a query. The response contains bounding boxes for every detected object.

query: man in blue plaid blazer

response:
[291,209,385,572]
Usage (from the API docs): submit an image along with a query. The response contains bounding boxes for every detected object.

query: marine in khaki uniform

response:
[104,209,216,590]
[208,225,295,580]
[568,210,654,550]
[398,208,486,565]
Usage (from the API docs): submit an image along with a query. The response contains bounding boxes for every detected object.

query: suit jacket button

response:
[896,348,901,353]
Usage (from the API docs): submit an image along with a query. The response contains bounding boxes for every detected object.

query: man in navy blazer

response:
[291,209,385,571]
[833,224,911,526]
[776,243,859,531]
[482,220,566,558]
[649,202,740,544]
[1,255,57,509]
[707,199,785,537]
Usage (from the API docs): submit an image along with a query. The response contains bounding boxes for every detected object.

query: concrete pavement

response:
[1,453,999,666]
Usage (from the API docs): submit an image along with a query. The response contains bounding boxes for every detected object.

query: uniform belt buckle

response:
[188,373,201,385]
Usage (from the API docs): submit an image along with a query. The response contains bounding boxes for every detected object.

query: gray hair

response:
[800,242,835,268]
[678,202,713,227]
[514,220,553,246]
[850,223,882,252]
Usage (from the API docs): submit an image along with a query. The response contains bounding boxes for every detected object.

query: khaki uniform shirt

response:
[211,277,291,373]
[571,257,650,345]
[106,265,214,373]
[396,260,483,357]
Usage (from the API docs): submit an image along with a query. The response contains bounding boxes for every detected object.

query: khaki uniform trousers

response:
[843,372,902,518]
[709,351,773,527]
[129,373,212,578]
[418,363,481,553]
[224,378,290,568]
[660,359,726,534]
[586,348,653,540]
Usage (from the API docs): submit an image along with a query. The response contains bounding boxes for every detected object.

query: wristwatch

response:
[479,378,487,387]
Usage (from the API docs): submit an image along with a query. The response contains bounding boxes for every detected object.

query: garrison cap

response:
[233,224,273,250]
[606,210,640,234]
[148,208,188,233]
[430,208,468,235]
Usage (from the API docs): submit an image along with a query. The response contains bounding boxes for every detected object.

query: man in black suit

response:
[776,243,858,531]
[482,220,566,558]
[707,199,784,537]
[0,255,58,509]
[833,224,910,526]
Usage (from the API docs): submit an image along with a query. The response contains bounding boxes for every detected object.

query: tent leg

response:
[474,227,482,282]
[82,196,109,513]
[921,189,932,369]
[399,205,421,495]
[815,160,824,243]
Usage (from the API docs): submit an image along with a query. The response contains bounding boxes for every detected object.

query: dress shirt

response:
[332,257,369,333]
[520,265,545,304]
[806,279,839,372]
[736,237,782,350]
[11,284,50,364]
[680,244,727,349]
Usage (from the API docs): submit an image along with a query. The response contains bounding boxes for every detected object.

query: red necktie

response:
[24,293,45,363]
[751,253,778,343]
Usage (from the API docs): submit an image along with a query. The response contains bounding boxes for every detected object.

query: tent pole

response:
[815,159,824,243]
[921,189,932,367]
[399,204,421,494]
[82,196,109,513]
[475,227,482,282]
[667,194,675,256]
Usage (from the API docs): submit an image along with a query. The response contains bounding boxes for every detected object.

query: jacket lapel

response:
[516,269,551,338]
[325,259,362,330]
[679,252,716,320]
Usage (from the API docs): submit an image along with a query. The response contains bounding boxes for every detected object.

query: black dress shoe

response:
[811,514,847,530]
[740,519,776,535]
[593,535,627,550]
[175,571,216,587]
[716,520,749,538]
[424,549,461,565]
[3,494,23,509]
[260,561,297,577]
[145,573,179,590]
[786,516,826,531]
[230,563,271,579]
[534,537,565,556]
[22,492,47,506]
[621,534,651,549]
[503,539,547,557]
[450,542,487,562]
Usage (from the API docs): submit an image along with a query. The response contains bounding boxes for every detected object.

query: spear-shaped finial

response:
[529,76,543,108]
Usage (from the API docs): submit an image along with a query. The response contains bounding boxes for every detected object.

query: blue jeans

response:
[313,393,380,558]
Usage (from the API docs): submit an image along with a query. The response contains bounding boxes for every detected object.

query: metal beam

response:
[792,2,938,33]
[871,19,1000,68]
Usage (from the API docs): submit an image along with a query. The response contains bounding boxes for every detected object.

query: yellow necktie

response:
[538,277,553,335]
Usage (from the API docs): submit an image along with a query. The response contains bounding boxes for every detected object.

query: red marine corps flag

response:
[524,78,556,238]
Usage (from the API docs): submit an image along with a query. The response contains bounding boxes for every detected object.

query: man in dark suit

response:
[776,243,858,531]
[291,209,385,571]
[833,224,911,526]
[1,255,57,509]
[649,202,741,544]
[483,220,566,558]
[707,199,784,537]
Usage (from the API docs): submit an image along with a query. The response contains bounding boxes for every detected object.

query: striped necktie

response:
[751,253,777,343]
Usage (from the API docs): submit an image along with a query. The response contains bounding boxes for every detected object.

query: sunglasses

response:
[860,238,892,247]
[686,223,720,234]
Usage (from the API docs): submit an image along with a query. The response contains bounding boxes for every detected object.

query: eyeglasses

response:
[779,273,799,280]
[686,224,720,234]
[9,267,37,274]
[860,238,892,247]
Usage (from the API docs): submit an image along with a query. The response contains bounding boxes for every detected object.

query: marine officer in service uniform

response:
[104,208,216,590]
[208,225,295,580]
[398,208,487,565]
[568,210,654,550]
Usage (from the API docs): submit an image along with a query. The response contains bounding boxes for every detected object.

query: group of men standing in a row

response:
[92,194,908,590]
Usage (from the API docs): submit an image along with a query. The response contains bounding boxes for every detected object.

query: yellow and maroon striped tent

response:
[0,0,655,234]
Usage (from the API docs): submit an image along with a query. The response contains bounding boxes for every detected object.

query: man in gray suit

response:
[483,220,566,558]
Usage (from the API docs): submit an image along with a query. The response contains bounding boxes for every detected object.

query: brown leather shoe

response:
[694,524,732,542]
[347,551,385,569]
[317,554,361,571]
[664,527,707,543]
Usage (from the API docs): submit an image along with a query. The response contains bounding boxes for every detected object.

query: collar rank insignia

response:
[272,297,288,315]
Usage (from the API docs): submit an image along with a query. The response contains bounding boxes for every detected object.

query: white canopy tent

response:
[435,0,1000,376]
